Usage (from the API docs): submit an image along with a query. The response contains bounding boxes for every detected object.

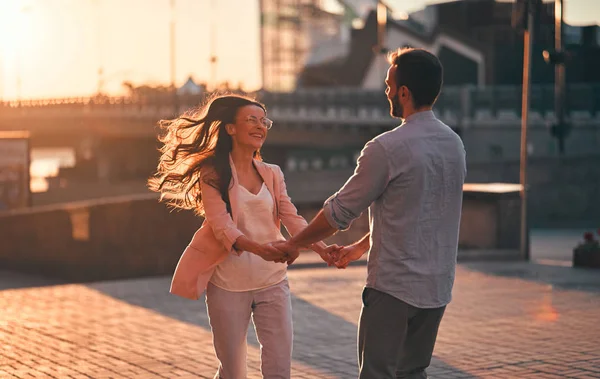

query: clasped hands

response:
[256,240,363,269]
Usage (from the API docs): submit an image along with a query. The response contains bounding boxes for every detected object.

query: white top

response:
[210,183,287,292]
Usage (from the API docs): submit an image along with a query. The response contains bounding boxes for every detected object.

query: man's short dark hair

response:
[387,48,443,108]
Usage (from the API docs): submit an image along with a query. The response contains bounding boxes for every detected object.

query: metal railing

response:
[1,85,599,122]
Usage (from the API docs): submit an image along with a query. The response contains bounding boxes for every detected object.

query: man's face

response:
[385,65,403,118]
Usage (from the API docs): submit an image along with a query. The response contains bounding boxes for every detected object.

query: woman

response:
[149,93,337,378]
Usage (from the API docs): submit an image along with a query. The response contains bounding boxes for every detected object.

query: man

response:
[275,48,467,379]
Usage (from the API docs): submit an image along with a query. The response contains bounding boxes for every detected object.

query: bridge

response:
[1,85,599,173]
[1,85,599,225]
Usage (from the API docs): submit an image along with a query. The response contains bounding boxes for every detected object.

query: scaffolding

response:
[260,0,336,92]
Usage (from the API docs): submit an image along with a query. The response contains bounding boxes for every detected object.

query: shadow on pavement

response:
[88,276,472,378]
[0,270,67,291]
[461,261,600,293]
[88,276,358,377]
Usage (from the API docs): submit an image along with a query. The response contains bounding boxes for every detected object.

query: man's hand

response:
[312,244,344,266]
[272,240,301,265]
[333,244,367,269]
[255,243,288,262]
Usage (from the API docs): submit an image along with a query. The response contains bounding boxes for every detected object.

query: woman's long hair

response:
[149,93,265,215]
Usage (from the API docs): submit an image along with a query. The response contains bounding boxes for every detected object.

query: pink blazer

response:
[170,157,310,300]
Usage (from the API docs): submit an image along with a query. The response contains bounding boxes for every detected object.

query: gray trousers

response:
[206,280,293,379]
[358,288,446,379]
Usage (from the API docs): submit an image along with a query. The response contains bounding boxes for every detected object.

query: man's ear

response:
[400,86,408,98]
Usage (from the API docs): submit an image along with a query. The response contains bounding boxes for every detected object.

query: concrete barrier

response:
[294,183,523,262]
[458,183,522,260]
[0,194,202,281]
[0,183,523,282]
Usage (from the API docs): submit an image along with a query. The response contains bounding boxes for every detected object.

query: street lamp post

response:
[542,0,570,153]
[375,1,388,82]
[376,1,387,51]
[17,5,33,105]
[519,0,536,261]
[170,0,178,114]
[210,0,218,90]
[91,0,104,95]
[554,0,567,154]
[170,0,176,89]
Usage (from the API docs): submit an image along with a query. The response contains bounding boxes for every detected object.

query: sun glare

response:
[0,0,36,98]
[0,1,32,54]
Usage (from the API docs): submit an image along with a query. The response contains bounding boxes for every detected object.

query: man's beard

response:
[390,95,404,119]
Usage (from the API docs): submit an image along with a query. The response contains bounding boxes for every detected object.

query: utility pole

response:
[170,0,176,89]
[90,0,104,95]
[376,1,388,80]
[17,5,32,105]
[376,1,386,50]
[210,0,218,91]
[554,0,567,154]
[519,0,535,261]
[170,0,178,113]
[0,53,3,102]
[543,0,569,154]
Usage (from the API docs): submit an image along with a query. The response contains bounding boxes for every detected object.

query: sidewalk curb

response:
[287,259,368,270]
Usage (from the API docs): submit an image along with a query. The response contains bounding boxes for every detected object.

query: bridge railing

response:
[1,85,599,124]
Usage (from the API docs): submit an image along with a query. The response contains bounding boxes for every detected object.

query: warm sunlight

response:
[0,0,38,99]
[531,292,560,323]
[0,0,597,100]
[0,2,29,51]
[0,0,263,100]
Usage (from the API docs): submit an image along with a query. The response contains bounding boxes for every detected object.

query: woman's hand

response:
[255,242,288,263]
[271,240,300,265]
[311,243,343,266]
[234,236,287,262]
[333,244,367,269]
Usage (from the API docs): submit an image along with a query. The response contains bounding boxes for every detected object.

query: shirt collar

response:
[403,110,436,124]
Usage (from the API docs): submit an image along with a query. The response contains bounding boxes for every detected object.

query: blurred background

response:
[0,0,599,280]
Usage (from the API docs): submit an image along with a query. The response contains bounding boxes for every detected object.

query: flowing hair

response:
[148,93,265,215]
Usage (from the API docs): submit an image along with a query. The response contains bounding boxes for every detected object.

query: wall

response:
[284,155,600,228]
[296,187,522,262]
[1,185,523,282]
[467,157,600,227]
[0,194,202,281]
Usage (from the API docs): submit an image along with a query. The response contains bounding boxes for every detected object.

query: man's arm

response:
[288,209,338,249]
[275,140,390,263]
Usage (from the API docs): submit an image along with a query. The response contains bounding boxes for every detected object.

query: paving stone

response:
[1,261,599,378]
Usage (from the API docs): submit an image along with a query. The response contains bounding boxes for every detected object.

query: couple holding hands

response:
[150,47,466,379]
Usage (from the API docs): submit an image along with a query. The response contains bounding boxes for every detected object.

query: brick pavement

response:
[1,261,600,379]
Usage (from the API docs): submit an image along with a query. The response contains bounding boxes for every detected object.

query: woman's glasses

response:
[245,115,273,130]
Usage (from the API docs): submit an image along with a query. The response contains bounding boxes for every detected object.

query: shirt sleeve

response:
[323,139,390,231]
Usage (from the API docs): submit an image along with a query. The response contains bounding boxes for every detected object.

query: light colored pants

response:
[206,279,293,379]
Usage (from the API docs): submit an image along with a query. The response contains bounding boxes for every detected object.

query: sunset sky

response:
[0,0,598,100]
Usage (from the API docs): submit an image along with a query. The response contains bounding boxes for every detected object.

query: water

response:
[30,148,75,193]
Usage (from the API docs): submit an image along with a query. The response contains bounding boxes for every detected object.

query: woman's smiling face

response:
[227,105,272,151]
